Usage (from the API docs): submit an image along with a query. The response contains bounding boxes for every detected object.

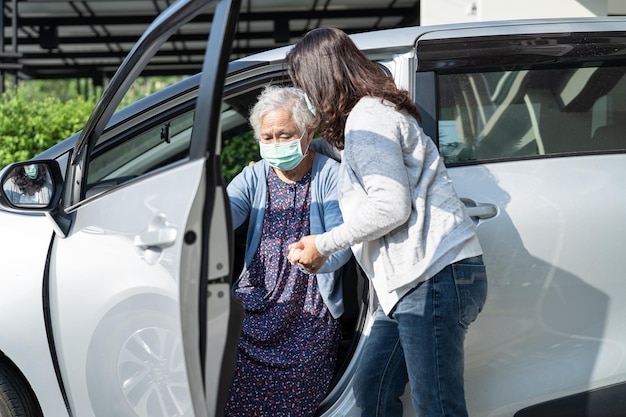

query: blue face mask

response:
[24,164,39,180]
[259,131,308,171]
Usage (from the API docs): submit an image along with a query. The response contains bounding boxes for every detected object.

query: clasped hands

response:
[287,235,328,274]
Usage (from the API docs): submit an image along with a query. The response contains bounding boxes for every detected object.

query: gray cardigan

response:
[316,97,481,312]
[227,153,352,319]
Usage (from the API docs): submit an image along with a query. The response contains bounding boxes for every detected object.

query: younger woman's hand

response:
[287,235,328,274]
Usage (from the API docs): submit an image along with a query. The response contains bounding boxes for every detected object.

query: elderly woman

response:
[225,85,351,417]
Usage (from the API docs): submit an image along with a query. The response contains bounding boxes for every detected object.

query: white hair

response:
[249,85,315,140]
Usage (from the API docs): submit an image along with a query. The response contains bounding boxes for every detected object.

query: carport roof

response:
[0,0,420,82]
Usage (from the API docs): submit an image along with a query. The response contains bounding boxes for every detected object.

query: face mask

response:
[24,164,39,180]
[259,131,308,171]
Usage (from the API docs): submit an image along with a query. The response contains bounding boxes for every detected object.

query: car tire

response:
[86,296,192,417]
[0,360,42,417]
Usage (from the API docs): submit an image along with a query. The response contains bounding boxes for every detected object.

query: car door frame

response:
[179,0,243,414]
[49,0,243,416]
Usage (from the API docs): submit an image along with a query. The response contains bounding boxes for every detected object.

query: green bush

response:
[221,130,259,184]
[0,89,95,168]
[0,78,257,182]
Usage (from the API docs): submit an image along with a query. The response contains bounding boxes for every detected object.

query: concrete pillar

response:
[477,0,606,20]
[421,0,610,26]
[609,0,626,14]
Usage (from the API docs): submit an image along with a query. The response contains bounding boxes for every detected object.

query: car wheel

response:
[86,296,192,417]
[0,360,42,417]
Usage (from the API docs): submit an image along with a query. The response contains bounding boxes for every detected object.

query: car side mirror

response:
[0,160,71,237]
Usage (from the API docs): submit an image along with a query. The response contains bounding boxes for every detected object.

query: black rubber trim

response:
[417,31,626,73]
[515,382,626,417]
[42,233,73,417]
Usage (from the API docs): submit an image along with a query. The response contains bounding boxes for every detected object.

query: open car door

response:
[40,0,242,416]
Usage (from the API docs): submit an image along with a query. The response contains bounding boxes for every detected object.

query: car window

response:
[84,78,275,199]
[438,66,626,164]
[86,110,194,196]
[220,98,259,183]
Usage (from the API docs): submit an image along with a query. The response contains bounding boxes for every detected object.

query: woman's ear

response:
[304,131,316,150]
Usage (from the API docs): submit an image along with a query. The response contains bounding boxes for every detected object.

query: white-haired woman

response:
[225,85,351,417]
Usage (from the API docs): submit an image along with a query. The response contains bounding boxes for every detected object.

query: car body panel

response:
[455,155,626,416]
[416,16,626,42]
[49,160,204,416]
[0,211,68,416]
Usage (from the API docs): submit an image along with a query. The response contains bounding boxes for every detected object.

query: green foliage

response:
[0,88,96,168]
[0,77,186,170]
[0,76,254,180]
[15,78,102,102]
[118,76,184,109]
[221,130,259,183]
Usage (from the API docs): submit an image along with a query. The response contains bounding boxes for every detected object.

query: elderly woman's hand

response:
[288,235,328,274]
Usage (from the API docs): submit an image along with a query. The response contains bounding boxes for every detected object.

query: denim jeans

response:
[354,256,487,417]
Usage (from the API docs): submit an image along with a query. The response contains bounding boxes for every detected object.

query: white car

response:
[1,0,625,415]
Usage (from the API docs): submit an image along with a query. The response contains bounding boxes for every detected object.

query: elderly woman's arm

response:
[226,164,261,229]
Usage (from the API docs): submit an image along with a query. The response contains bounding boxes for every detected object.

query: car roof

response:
[237,16,626,64]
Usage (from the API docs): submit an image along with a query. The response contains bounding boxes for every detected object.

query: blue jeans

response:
[354,256,487,417]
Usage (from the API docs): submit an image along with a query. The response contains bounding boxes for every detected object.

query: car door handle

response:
[461,198,498,220]
[466,204,497,219]
[134,213,177,249]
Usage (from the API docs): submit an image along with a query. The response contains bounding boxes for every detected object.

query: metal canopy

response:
[0,0,420,83]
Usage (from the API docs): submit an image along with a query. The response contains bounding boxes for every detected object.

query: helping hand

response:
[287,235,328,274]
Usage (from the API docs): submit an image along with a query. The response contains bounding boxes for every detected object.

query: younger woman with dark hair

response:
[286,28,488,417]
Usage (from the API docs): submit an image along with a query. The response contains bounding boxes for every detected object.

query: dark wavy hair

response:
[286,27,420,149]
[12,165,49,195]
